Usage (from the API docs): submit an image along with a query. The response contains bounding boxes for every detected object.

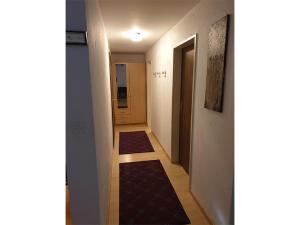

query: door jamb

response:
[146,60,152,129]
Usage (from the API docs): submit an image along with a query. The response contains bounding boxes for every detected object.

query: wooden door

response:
[179,44,194,174]
[128,63,146,124]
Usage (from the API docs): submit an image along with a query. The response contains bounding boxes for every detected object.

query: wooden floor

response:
[108,124,210,225]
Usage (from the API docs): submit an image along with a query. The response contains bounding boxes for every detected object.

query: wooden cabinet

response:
[112,62,146,125]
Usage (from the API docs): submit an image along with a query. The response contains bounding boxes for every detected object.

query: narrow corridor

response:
[66,0,234,224]
[108,124,211,225]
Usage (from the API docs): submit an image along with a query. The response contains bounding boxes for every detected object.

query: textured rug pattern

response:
[119,160,190,225]
[119,131,154,155]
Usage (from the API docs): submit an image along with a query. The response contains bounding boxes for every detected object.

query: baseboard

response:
[190,191,214,225]
[150,130,172,161]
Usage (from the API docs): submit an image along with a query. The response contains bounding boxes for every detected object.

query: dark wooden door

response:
[179,44,194,174]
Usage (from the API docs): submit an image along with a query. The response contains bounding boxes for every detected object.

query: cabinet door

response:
[112,63,131,118]
[128,63,146,124]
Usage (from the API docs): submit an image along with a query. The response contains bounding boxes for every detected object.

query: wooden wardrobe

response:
[111,62,146,125]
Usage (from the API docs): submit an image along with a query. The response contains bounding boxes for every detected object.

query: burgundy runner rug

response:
[119,131,154,155]
[119,160,190,225]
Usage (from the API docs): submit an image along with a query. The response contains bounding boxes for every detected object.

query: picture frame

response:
[204,15,229,112]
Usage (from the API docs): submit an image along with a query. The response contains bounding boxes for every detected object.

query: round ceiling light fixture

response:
[130,32,143,42]
[122,29,147,42]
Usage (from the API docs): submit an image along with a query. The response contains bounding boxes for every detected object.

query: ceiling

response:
[99,0,200,53]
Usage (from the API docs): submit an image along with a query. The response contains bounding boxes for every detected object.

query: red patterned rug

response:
[119,131,155,155]
[119,160,190,225]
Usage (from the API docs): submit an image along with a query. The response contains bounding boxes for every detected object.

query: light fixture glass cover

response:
[123,29,147,42]
[131,32,143,42]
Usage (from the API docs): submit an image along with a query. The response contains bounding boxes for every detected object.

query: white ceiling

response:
[99,0,200,53]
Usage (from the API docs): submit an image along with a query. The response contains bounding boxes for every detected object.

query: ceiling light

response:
[122,29,147,42]
[130,32,143,42]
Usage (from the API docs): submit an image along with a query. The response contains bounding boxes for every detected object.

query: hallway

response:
[3,0,300,224]
[66,0,234,224]
[108,124,211,225]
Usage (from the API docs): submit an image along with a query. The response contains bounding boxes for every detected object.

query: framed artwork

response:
[204,15,229,112]
[66,31,87,45]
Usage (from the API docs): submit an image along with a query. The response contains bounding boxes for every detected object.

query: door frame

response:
[171,34,198,189]
[146,60,152,128]
[109,52,115,145]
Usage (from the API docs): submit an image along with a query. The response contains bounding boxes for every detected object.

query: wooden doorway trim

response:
[109,52,115,145]
[146,60,152,128]
[171,34,198,189]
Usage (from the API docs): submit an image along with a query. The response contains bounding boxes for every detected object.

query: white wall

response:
[85,0,114,224]
[146,0,234,224]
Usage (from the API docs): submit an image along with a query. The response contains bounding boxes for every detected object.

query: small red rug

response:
[119,131,154,155]
[119,160,190,225]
